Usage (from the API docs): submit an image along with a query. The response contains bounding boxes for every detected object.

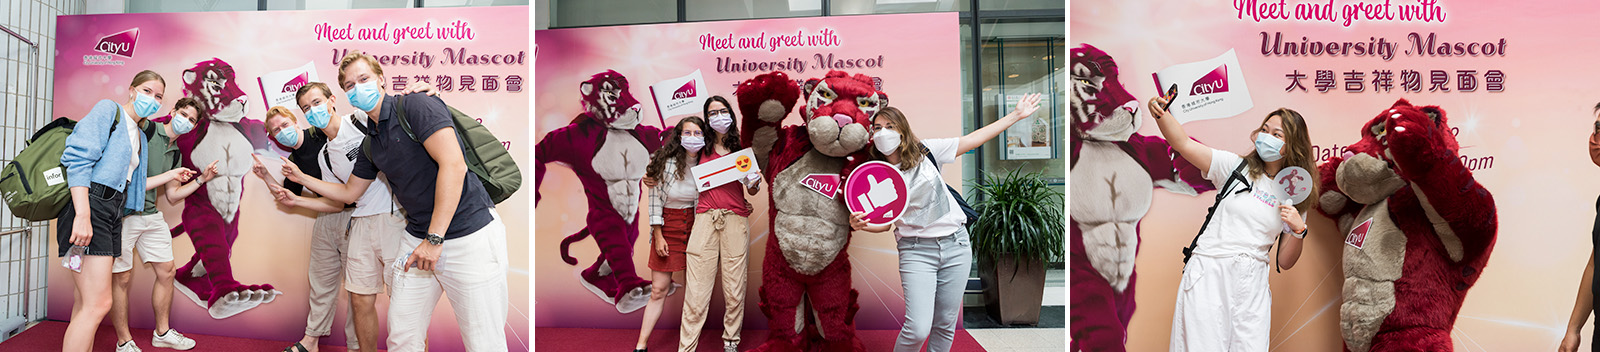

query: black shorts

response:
[56,183,126,257]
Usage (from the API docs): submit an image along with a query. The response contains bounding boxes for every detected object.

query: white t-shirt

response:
[320,113,396,217]
[123,109,141,185]
[1190,148,1304,262]
[892,137,968,239]
[658,158,699,209]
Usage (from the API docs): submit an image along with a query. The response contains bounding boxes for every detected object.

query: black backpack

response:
[922,143,978,227]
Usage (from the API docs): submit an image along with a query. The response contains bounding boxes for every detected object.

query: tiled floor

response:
[965,267,1066,351]
[967,327,1066,352]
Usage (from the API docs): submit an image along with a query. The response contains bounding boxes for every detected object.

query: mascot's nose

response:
[1120,100,1140,115]
[832,114,853,127]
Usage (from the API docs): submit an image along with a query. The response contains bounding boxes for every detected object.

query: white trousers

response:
[1170,254,1271,352]
[385,214,509,352]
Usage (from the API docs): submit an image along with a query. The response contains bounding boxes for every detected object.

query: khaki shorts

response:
[114,212,174,273]
[346,211,404,295]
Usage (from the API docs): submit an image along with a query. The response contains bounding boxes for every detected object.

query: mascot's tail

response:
[169,222,187,238]
[559,227,591,265]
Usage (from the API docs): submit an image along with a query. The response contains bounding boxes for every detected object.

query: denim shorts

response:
[56,183,127,257]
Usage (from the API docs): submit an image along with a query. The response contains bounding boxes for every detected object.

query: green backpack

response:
[2,112,121,221]
[362,96,522,204]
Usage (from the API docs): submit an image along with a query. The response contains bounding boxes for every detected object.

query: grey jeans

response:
[894,228,973,352]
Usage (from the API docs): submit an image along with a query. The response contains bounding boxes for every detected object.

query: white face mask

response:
[681,135,705,153]
[709,113,733,133]
[872,129,901,154]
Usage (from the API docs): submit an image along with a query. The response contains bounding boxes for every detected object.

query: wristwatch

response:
[1291,228,1308,239]
[426,233,445,245]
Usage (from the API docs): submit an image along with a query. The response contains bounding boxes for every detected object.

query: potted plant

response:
[968,168,1064,325]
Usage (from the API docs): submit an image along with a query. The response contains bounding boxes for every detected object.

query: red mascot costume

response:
[737,70,882,352]
[536,70,667,313]
[1316,99,1498,352]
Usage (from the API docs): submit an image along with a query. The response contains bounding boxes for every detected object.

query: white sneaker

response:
[152,329,197,350]
[116,341,142,352]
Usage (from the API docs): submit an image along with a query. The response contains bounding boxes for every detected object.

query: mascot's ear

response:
[801,78,820,100]
[183,70,198,86]
[580,81,594,97]
[1420,105,1446,125]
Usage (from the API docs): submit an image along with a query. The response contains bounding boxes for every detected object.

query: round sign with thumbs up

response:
[844,161,909,226]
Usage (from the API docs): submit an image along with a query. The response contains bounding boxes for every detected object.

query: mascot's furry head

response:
[799,71,885,158]
[579,70,644,129]
[183,58,249,123]
[1071,44,1141,142]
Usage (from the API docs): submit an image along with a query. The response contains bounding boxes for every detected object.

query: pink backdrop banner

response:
[1076,0,1600,350]
[534,12,962,329]
[50,6,529,351]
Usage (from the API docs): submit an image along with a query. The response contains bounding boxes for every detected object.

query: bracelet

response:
[1291,228,1308,239]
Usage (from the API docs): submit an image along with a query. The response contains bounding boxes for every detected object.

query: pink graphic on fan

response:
[1189,64,1229,95]
[1273,166,1312,205]
[844,161,908,226]
[282,73,310,93]
[673,79,697,99]
[802,173,840,199]
[95,28,139,58]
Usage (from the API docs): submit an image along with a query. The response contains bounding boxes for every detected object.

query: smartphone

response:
[1161,84,1178,111]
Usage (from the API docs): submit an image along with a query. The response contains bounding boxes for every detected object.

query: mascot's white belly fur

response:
[1070,141,1151,293]
[594,129,648,220]
[771,150,850,276]
[194,121,251,222]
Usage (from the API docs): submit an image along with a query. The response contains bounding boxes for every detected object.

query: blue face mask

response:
[133,92,161,118]
[1254,132,1285,162]
[346,82,382,112]
[171,115,195,135]
[306,103,332,129]
[275,127,301,149]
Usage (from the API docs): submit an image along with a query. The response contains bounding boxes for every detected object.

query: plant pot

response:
[978,253,1047,325]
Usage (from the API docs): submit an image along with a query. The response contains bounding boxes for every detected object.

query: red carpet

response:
[534,327,987,351]
[2,321,364,352]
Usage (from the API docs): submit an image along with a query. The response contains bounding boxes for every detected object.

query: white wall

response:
[0,0,84,342]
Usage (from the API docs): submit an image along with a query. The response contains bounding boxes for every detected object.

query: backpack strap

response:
[1182,161,1250,269]
[109,105,123,141]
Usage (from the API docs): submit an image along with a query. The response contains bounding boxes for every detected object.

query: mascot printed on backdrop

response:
[736,70,881,352]
[1067,43,1213,352]
[1316,99,1498,352]
[162,58,283,319]
[536,70,668,313]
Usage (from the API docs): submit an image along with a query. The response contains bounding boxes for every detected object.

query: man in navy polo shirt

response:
[284,52,508,352]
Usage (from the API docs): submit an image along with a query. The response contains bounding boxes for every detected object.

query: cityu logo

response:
[282,73,310,93]
[672,79,697,100]
[94,28,139,58]
[1189,64,1229,96]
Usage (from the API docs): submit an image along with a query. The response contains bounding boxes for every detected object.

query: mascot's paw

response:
[204,287,282,319]
[615,285,651,314]
[735,72,801,124]
[576,268,616,305]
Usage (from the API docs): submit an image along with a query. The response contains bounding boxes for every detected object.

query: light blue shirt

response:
[61,99,148,214]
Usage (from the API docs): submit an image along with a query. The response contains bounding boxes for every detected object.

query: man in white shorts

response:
[111,97,213,352]
[257,81,433,352]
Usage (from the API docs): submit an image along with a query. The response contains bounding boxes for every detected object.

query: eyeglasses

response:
[707,108,731,116]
